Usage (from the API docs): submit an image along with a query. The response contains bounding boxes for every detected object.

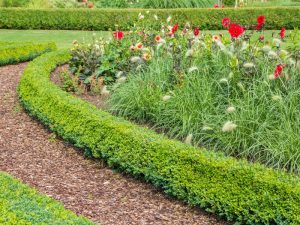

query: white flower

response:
[268,50,278,59]
[184,134,193,145]
[287,58,296,67]
[94,44,100,50]
[167,16,172,23]
[116,71,124,78]
[101,86,110,96]
[222,121,237,132]
[219,78,228,84]
[117,77,127,84]
[226,106,236,113]
[262,45,272,53]
[272,95,282,101]
[136,65,142,71]
[241,41,248,51]
[202,126,213,131]
[138,13,144,20]
[162,95,172,101]
[268,74,276,80]
[154,15,158,20]
[185,49,194,57]
[243,62,255,68]
[130,56,142,63]
[188,66,198,73]
[273,38,281,47]
[146,10,150,14]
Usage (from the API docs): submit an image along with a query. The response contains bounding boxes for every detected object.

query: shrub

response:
[0,42,57,66]
[18,50,300,224]
[0,8,299,30]
[0,172,93,224]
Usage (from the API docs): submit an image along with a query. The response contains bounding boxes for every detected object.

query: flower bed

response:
[0,41,56,66]
[18,49,300,224]
[0,7,299,30]
[0,172,93,224]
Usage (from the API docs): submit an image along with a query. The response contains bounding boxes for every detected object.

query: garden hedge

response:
[0,41,56,66]
[0,172,94,224]
[18,50,300,225]
[0,7,299,31]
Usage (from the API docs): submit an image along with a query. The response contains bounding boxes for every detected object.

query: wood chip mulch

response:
[0,63,231,225]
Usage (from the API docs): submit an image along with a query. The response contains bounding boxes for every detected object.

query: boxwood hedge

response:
[0,172,94,224]
[0,41,56,66]
[0,7,299,31]
[18,50,300,225]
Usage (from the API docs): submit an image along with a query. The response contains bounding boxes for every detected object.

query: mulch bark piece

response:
[0,63,230,225]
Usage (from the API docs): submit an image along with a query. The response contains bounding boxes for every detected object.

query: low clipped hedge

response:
[0,7,299,31]
[0,172,94,224]
[18,50,300,225]
[0,41,56,66]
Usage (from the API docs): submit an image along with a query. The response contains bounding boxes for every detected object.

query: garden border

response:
[0,7,299,30]
[18,50,300,225]
[0,41,56,66]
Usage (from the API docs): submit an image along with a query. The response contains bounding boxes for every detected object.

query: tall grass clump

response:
[108,16,300,174]
[141,0,215,8]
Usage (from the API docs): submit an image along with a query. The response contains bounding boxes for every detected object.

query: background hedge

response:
[0,7,299,31]
[0,41,56,66]
[0,172,94,224]
[18,50,300,225]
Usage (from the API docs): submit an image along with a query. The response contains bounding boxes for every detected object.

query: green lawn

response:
[0,29,289,49]
[0,172,95,224]
[0,30,109,49]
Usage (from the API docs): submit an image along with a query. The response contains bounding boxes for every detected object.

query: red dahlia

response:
[222,18,230,28]
[257,15,265,25]
[274,64,284,78]
[171,24,179,34]
[113,31,124,40]
[279,27,286,39]
[228,23,245,38]
[194,27,200,36]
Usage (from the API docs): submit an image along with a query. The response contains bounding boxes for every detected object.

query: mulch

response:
[0,63,230,225]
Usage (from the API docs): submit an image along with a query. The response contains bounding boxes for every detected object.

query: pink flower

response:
[228,23,245,39]
[279,27,286,39]
[113,31,124,40]
[222,18,230,28]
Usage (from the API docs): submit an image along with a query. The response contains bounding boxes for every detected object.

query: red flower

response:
[171,24,179,34]
[274,64,284,78]
[194,27,200,36]
[214,4,219,8]
[222,18,230,28]
[256,15,265,30]
[113,31,124,40]
[257,15,265,25]
[279,27,286,39]
[228,23,245,38]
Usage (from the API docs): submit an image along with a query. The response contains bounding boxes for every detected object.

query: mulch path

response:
[0,63,230,225]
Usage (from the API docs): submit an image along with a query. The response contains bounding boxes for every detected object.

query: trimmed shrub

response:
[0,8,299,31]
[0,172,94,224]
[0,42,57,66]
[18,50,300,225]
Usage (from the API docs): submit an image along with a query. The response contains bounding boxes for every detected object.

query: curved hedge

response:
[0,172,94,224]
[0,41,56,66]
[0,7,299,31]
[18,50,300,224]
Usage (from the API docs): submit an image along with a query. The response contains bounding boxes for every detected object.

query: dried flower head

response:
[184,134,193,145]
[226,106,236,113]
[162,95,172,101]
[222,121,237,132]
